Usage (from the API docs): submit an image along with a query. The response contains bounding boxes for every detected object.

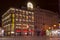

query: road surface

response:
[0,36,49,40]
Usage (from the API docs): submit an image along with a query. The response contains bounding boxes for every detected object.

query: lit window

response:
[23,24,26,25]
[19,27,21,29]
[23,15,25,18]
[19,19,21,21]
[19,10,22,12]
[11,31,14,34]
[23,10,25,14]
[16,19,18,21]
[16,26,19,28]
[16,9,18,11]
[26,16,28,19]
[8,24,10,26]
[23,13,25,15]
[16,14,18,16]
[23,19,25,21]
[23,10,25,13]
[29,16,31,18]
[3,14,11,21]
[26,11,28,15]
[29,20,31,22]
[19,14,22,16]
[29,11,31,14]
[32,12,34,15]
[16,24,21,25]
[10,8,15,10]
[32,16,34,20]
[31,25,34,27]
[32,20,34,22]
[3,19,11,24]
[26,20,28,22]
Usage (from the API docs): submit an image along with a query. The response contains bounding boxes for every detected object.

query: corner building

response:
[2,8,34,36]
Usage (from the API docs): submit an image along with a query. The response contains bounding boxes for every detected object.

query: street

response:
[0,36,60,40]
[0,36,49,40]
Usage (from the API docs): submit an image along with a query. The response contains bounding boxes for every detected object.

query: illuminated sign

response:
[16,29,21,32]
[27,2,33,10]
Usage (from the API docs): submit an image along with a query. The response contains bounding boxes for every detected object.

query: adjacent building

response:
[34,7,59,31]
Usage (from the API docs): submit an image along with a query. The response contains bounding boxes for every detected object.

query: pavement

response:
[0,36,60,40]
[0,36,49,40]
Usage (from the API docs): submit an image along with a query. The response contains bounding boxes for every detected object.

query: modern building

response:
[2,2,34,36]
[2,2,59,36]
[2,8,34,36]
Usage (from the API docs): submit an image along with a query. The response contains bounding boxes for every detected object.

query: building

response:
[2,8,34,36]
[2,2,59,36]
[34,7,59,31]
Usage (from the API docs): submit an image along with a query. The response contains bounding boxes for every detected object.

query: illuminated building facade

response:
[2,2,59,36]
[2,8,34,36]
[34,7,59,31]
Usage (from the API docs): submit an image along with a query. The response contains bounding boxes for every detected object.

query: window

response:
[23,10,25,14]
[32,16,34,20]
[16,24,21,25]
[19,10,22,12]
[8,26,10,31]
[32,12,34,15]
[15,14,18,19]
[16,19,18,21]
[29,11,31,13]
[19,27,21,29]
[32,20,34,22]
[28,12,32,15]
[23,24,27,26]
[23,15,25,19]
[16,14,18,16]
[19,14,22,16]
[19,14,22,19]
[26,20,28,22]
[26,11,28,15]
[19,19,21,22]
[26,16,28,19]
[31,25,34,27]
[16,26,19,29]
[16,9,18,11]
[29,16,31,19]
[23,19,25,21]
[3,14,11,21]
[29,20,31,22]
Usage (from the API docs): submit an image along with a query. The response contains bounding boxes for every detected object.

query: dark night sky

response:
[0,0,58,26]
